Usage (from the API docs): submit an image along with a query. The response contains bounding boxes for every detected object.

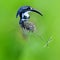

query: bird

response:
[23,21,36,32]
[16,6,43,31]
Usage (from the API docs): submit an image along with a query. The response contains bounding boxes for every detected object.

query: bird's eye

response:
[27,7,30,10]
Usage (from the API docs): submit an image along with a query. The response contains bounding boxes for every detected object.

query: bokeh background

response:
[0,0,60,60]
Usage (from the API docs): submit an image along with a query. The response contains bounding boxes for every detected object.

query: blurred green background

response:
[0,0,60,60]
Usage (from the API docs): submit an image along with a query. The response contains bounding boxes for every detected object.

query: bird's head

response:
[16,6,43,18]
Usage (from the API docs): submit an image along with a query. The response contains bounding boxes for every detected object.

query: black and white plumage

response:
[16,6,43,31]
[23,21,36,32]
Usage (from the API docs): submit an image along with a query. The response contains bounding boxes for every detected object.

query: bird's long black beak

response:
[30,8,43,16]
